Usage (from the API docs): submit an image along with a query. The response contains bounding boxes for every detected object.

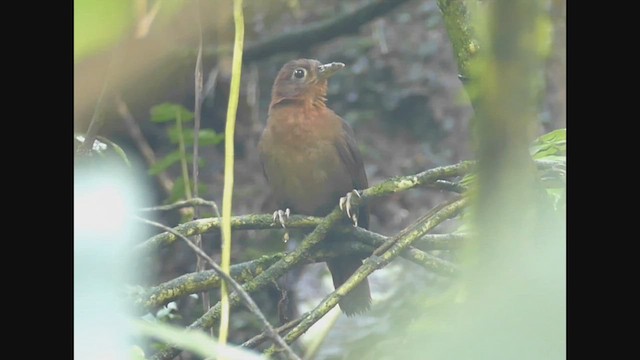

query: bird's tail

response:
[326,256,371,316]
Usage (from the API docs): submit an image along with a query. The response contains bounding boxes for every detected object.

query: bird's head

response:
[270,59,345,109]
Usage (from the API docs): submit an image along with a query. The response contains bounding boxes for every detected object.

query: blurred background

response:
[75,0,566,359]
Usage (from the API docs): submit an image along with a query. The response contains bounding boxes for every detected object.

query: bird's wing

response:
[257,125,271,183]
[335,117,369,190]
[334,117,370,229]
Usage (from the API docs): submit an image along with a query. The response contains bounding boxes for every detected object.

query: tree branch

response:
[132,253,283,312]
[436,0,480,78]
[143,156,573,360]
[139,197,221,214]
[150,199,351,360]
[242,314,307,349]
[136,216,300,360]
[132,234,459,313]
[149,197,464,360]
[239,0,413,62]
[264,197,467,355]
[135,161,474,254]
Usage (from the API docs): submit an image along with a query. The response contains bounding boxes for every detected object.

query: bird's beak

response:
[318,62,345,79]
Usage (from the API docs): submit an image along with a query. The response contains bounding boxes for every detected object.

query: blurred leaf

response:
[148,151,205,175]
[530,128,566,159]
[150,103,194,123]
[536,128,566,143]
[168,128,225,146]
[74,0,132,62]
[130,345,146,360]
[168,176,208,204]
[96,136,132,167]
[148,151,181,175]
[133,319,265,360]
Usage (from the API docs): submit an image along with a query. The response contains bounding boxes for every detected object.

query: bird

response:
[258,59,371,316]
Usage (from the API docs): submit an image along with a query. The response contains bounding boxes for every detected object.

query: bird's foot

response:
[339,190,361,227]
[272,208,291,242]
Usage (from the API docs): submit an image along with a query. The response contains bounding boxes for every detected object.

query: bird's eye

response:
[293,68,306,79]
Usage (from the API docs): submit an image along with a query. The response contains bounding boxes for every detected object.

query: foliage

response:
[147,102,224,204]
[134,319,265,360]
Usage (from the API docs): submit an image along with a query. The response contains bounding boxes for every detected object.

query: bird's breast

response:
[259,109,352,215]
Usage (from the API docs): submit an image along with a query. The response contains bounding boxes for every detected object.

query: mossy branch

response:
[264,197,468,355]
[436,0,480,78]
[132,233,459,313]
[132,253,283,312]
[149,196,464,360]
[136,161,474,254]
[150,201,351,360]
[146,157,569,360]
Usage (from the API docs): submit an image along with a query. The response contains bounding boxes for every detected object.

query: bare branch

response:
[242,314,307,349]
[115,96,175,198]
[135,216,300,360]
[238,0,414,62]
[138,197,220,213]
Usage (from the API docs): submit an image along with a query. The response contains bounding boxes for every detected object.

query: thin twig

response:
[242,313,307,349]
[132,254,284,313]
[193,0,204,207]
[343,226,465,251]
[115,95,175,199]
[135,216,301,360]
[192,0,210,330]
[373,200,454,256]
[77,55,113,156]
[428,180,467,193]
[139,197,220,212]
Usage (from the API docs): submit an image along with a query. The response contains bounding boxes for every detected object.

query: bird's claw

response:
[272,208,291,242]
[339,190,361,227]
[272,208,290,228]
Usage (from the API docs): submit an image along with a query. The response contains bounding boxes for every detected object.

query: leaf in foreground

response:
[134,319,264,360]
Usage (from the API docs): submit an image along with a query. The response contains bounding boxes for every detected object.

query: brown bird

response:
[258,59,371,316]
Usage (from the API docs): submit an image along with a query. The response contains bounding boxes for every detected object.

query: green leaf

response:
[149,151,182,175]
[530,128,566,159]
[168,177,208,204]
[536,128,566,144]
[169,177,187,203]
[133,319,265,360]
[168,128,224,146]
[148,151,206,176]
[150,103,194,123]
